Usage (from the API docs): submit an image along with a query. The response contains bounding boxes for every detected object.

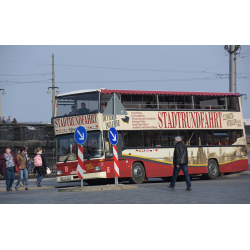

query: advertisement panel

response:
[54,110,244,135]
[102,110,244,131]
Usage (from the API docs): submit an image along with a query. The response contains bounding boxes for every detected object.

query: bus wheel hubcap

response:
[209,163,217,176]
[134,166,142,179]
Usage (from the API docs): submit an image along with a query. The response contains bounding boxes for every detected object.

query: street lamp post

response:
[240,94,248,100]
[47,87,60,117]
[0,89,6,120]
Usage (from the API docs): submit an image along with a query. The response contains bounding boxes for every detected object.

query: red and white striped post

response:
[77,144,85,187]
[113,145,119,180]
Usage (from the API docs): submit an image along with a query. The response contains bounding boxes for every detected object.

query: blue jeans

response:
[37,171,44,183]
[6,167,15,191]
[16,168,28,187]
[170,164,191,188]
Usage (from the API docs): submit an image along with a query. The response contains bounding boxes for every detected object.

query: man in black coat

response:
[167,136,192,191]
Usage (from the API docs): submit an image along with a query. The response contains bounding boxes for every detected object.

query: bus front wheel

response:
[206,159,220,180]
[129,162,145,184]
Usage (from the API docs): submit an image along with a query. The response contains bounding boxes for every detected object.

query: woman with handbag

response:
[0,146,20,191]
[33,147,48,187]
[16,147,29,190]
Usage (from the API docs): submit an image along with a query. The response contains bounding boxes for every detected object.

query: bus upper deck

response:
[55,89,241,118]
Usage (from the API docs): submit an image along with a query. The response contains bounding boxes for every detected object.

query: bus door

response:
[104,134,128,178]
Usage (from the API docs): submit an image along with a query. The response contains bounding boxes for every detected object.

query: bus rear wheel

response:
[206,159,220,180]
[129,162,145,184]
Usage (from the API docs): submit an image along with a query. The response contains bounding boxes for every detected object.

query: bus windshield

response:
[55,92,99,117]
[56,131,103,162]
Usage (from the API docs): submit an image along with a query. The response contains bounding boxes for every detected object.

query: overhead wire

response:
[0,65,50,70]
[0,73,50,76]
[0,47,249,87]
[1,76,250,87]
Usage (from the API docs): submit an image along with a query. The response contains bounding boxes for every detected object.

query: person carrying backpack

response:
[34,147,48,187]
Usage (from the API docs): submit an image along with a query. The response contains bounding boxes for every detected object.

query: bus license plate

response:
[61,177,71,181]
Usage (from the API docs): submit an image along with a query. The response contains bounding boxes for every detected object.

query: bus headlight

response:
[94,166,101,171]
[57,170,62,175]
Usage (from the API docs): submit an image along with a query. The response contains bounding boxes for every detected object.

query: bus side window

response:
[124,131,143,147]
[213,131,230,145]
[179,130,196,146]
[196,131,213,145]
[230,130,243,144]
[161,131,178,146]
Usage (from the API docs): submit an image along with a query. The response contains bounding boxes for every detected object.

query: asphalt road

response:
[0,174,250,204]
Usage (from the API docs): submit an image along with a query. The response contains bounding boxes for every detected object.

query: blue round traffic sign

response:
[109,127,118,145]
[74,126,87,145]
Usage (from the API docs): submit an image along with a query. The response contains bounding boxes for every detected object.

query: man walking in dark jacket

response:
[167,136,192,191]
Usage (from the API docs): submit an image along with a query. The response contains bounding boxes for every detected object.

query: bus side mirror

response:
[117,134,123,157]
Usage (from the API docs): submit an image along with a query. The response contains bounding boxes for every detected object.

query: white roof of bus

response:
[56,89,102,97]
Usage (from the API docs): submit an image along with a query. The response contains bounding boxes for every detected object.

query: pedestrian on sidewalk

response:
[33,147,48,187]
[15,147,29,190]
[24,145,30,162]
[0,147,20,191]
[167,136,192,191]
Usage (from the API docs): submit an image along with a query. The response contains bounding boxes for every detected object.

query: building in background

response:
[244,119,250,125]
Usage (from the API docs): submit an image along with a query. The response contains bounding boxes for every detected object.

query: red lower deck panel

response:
[219,159,248,173]
[56,158,248,179]
[126,158,248,178]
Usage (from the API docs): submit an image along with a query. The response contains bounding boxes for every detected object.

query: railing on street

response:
[0,123,57,174]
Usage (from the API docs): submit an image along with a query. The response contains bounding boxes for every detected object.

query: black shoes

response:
[36,181,42,187]
[167,184,192,191]
[25,187,29,190]
[166,184,174,190]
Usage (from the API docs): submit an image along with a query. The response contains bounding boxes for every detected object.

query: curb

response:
[58,184,138,192]
[220,171,250,179]
[0,186,57,192]
[1,184,138,193]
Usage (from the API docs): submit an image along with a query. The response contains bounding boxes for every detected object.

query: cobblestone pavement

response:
[0,175,250,204]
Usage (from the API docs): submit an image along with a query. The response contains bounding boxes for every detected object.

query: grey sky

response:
[0,45,249,122]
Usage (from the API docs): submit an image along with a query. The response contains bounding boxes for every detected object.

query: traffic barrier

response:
[113,145,119,177]
[77,145,85,179]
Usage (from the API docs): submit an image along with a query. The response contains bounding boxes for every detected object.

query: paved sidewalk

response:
[0,177,86,192]
[59,184,138,192]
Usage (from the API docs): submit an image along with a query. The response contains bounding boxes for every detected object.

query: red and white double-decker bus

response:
[54,89,248,184]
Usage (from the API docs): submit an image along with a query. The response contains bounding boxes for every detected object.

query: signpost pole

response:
[75,126,87,188]
[113,93,118,186]
[81,145,83,188]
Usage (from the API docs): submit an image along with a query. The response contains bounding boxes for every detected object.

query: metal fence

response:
[0,124,55,141]
[0,123,57,174]
[28,155,57,173]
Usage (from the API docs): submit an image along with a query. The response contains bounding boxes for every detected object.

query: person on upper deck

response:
[69,105,76,115]
[77,102,89,115]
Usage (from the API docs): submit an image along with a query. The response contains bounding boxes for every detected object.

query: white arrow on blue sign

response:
[109,127,118,145]
[74,126,87,145]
